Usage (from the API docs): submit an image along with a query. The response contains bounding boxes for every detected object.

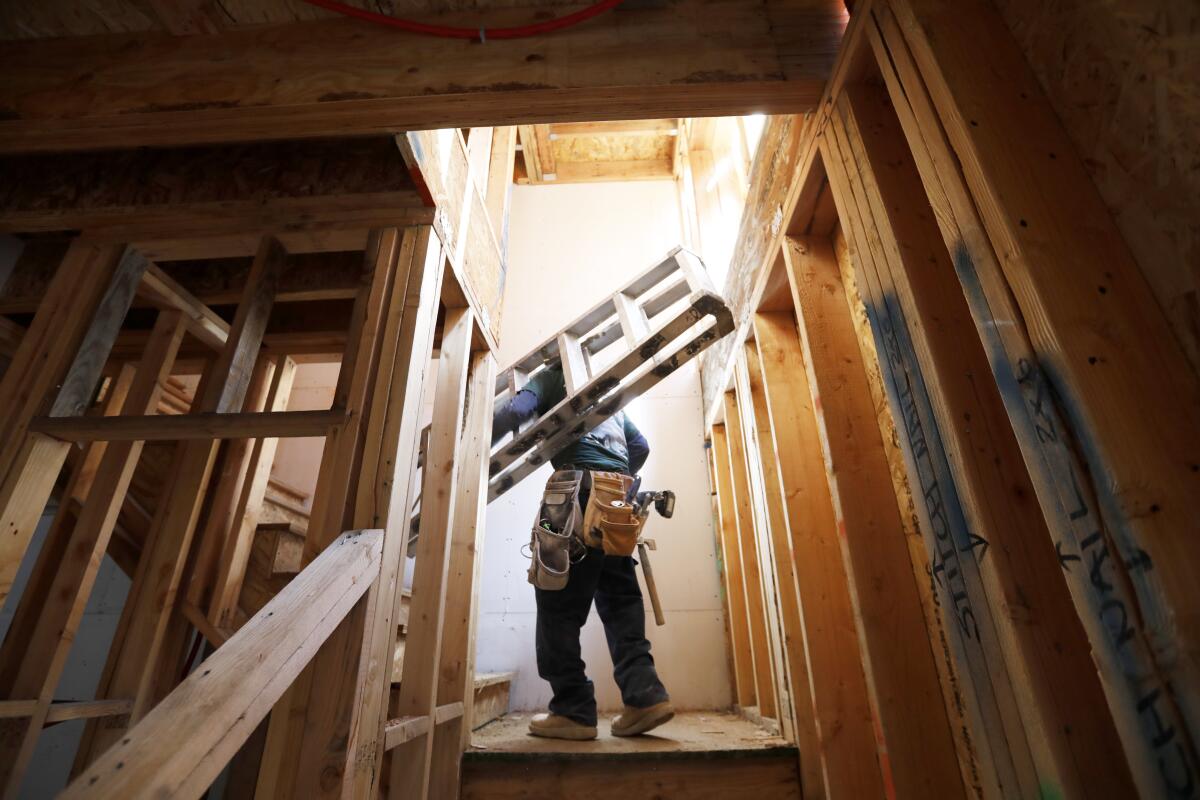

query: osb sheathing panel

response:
[551,134,674,163]
[995,0,1200,376]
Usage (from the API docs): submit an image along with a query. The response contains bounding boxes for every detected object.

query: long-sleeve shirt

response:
[492,365,649,475]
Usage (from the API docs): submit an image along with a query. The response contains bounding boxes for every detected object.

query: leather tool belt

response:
[580,470,645,557]
[527,469,648,591]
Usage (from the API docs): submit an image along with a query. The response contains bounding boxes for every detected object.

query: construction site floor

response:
[467,710,790,757]
[462,712,803,799]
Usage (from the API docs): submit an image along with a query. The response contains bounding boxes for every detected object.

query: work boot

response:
[611,701,675,737]
[528,713,598,740]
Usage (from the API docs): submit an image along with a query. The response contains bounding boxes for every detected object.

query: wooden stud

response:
[139,263,231,350]
[28,409,342,442]
[74,236,286,768]
[428,350,498,800]
[210,357,299,627]
[184,356,279,615]
[750,309,885,799]
[62,530,384,800]
[259,227,444,798]
[869,5,1200,793]
[549,120,679,138]
[517,126,543,185]
[721,391,779,722]
[778,234,966,798]
[883,4,1200,688]
[843,78,1137,797]
[251,227,405,798]
[532,125,556,181]
[389,306,475,798]
[730,352,793,740]
[740,342,825,798]
[0,362,135,694]
[0,310,187,794]
[0,243,145,609]
[821,115,1035,796]
[0,309,186,791]
[340,226,446,796]
[709,424,757,709]
[484,127,518,259]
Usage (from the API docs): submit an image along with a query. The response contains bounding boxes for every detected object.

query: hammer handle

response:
[638,541,666,626]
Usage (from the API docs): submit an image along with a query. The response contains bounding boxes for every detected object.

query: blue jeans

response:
[534,540,670,726]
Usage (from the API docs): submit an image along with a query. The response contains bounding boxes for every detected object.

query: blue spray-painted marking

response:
[851,251,1024,793]
[951,240,1197,798]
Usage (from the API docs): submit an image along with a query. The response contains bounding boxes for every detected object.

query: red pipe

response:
[299,0,626,41]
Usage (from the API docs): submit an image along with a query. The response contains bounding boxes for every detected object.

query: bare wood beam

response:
[183,357,279,619]
[484,127,517,257]
[550,160,675,184]
[721,391,779,721]
[428,350,498,798]
[340,225,445,796]
[776,237,966,797]
[209,358,298,627]
[61,529,384,800]
[751,309,885,798]
[869,3,1200,793]
[739,342,824,796]
[549,120,680,137]
[29,409,344,442]
[699,0,869,424]
[140,264,230,350]
[709,424,757,709]
[390,306,474,797]
[0,3,840,153]
[0,311,187,795]
[74,236,287,768]
[0,243,144,608]
[0,699,133,724]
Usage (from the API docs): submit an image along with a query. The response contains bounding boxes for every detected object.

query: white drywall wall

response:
[475,180,732,714]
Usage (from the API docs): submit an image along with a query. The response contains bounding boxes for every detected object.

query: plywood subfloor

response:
[462,712,802,800]
[468,711,790,758]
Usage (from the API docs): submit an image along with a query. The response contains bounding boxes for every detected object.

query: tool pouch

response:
[582,470,644,557]
[527,469,584,591]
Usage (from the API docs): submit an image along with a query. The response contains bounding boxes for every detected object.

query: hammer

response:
[633,489,674,627]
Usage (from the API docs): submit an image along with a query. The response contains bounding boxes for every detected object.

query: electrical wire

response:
[299,0,626,41]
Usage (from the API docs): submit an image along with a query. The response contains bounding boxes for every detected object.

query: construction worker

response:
[493,364,673,740]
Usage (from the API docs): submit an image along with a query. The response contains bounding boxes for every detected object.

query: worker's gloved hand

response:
[492,388,540,445]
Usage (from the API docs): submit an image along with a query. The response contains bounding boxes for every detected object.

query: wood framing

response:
[780,235,965,797]
[257,226,444,797]
[63,529,384,799]
[721,391,779,723]
[75,235,287,765]
[868,1,1200,793]
[0,1,844,153]
[428,349,498,799]
[734,345,822,796]
[749,308,884,798]
[0,242,144,607]
[0,311,187,793]
[390,305,474,797]
[709,424,757,710]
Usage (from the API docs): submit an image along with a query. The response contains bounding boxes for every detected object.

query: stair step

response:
[471,671,516,731]
[462,712,799,800]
